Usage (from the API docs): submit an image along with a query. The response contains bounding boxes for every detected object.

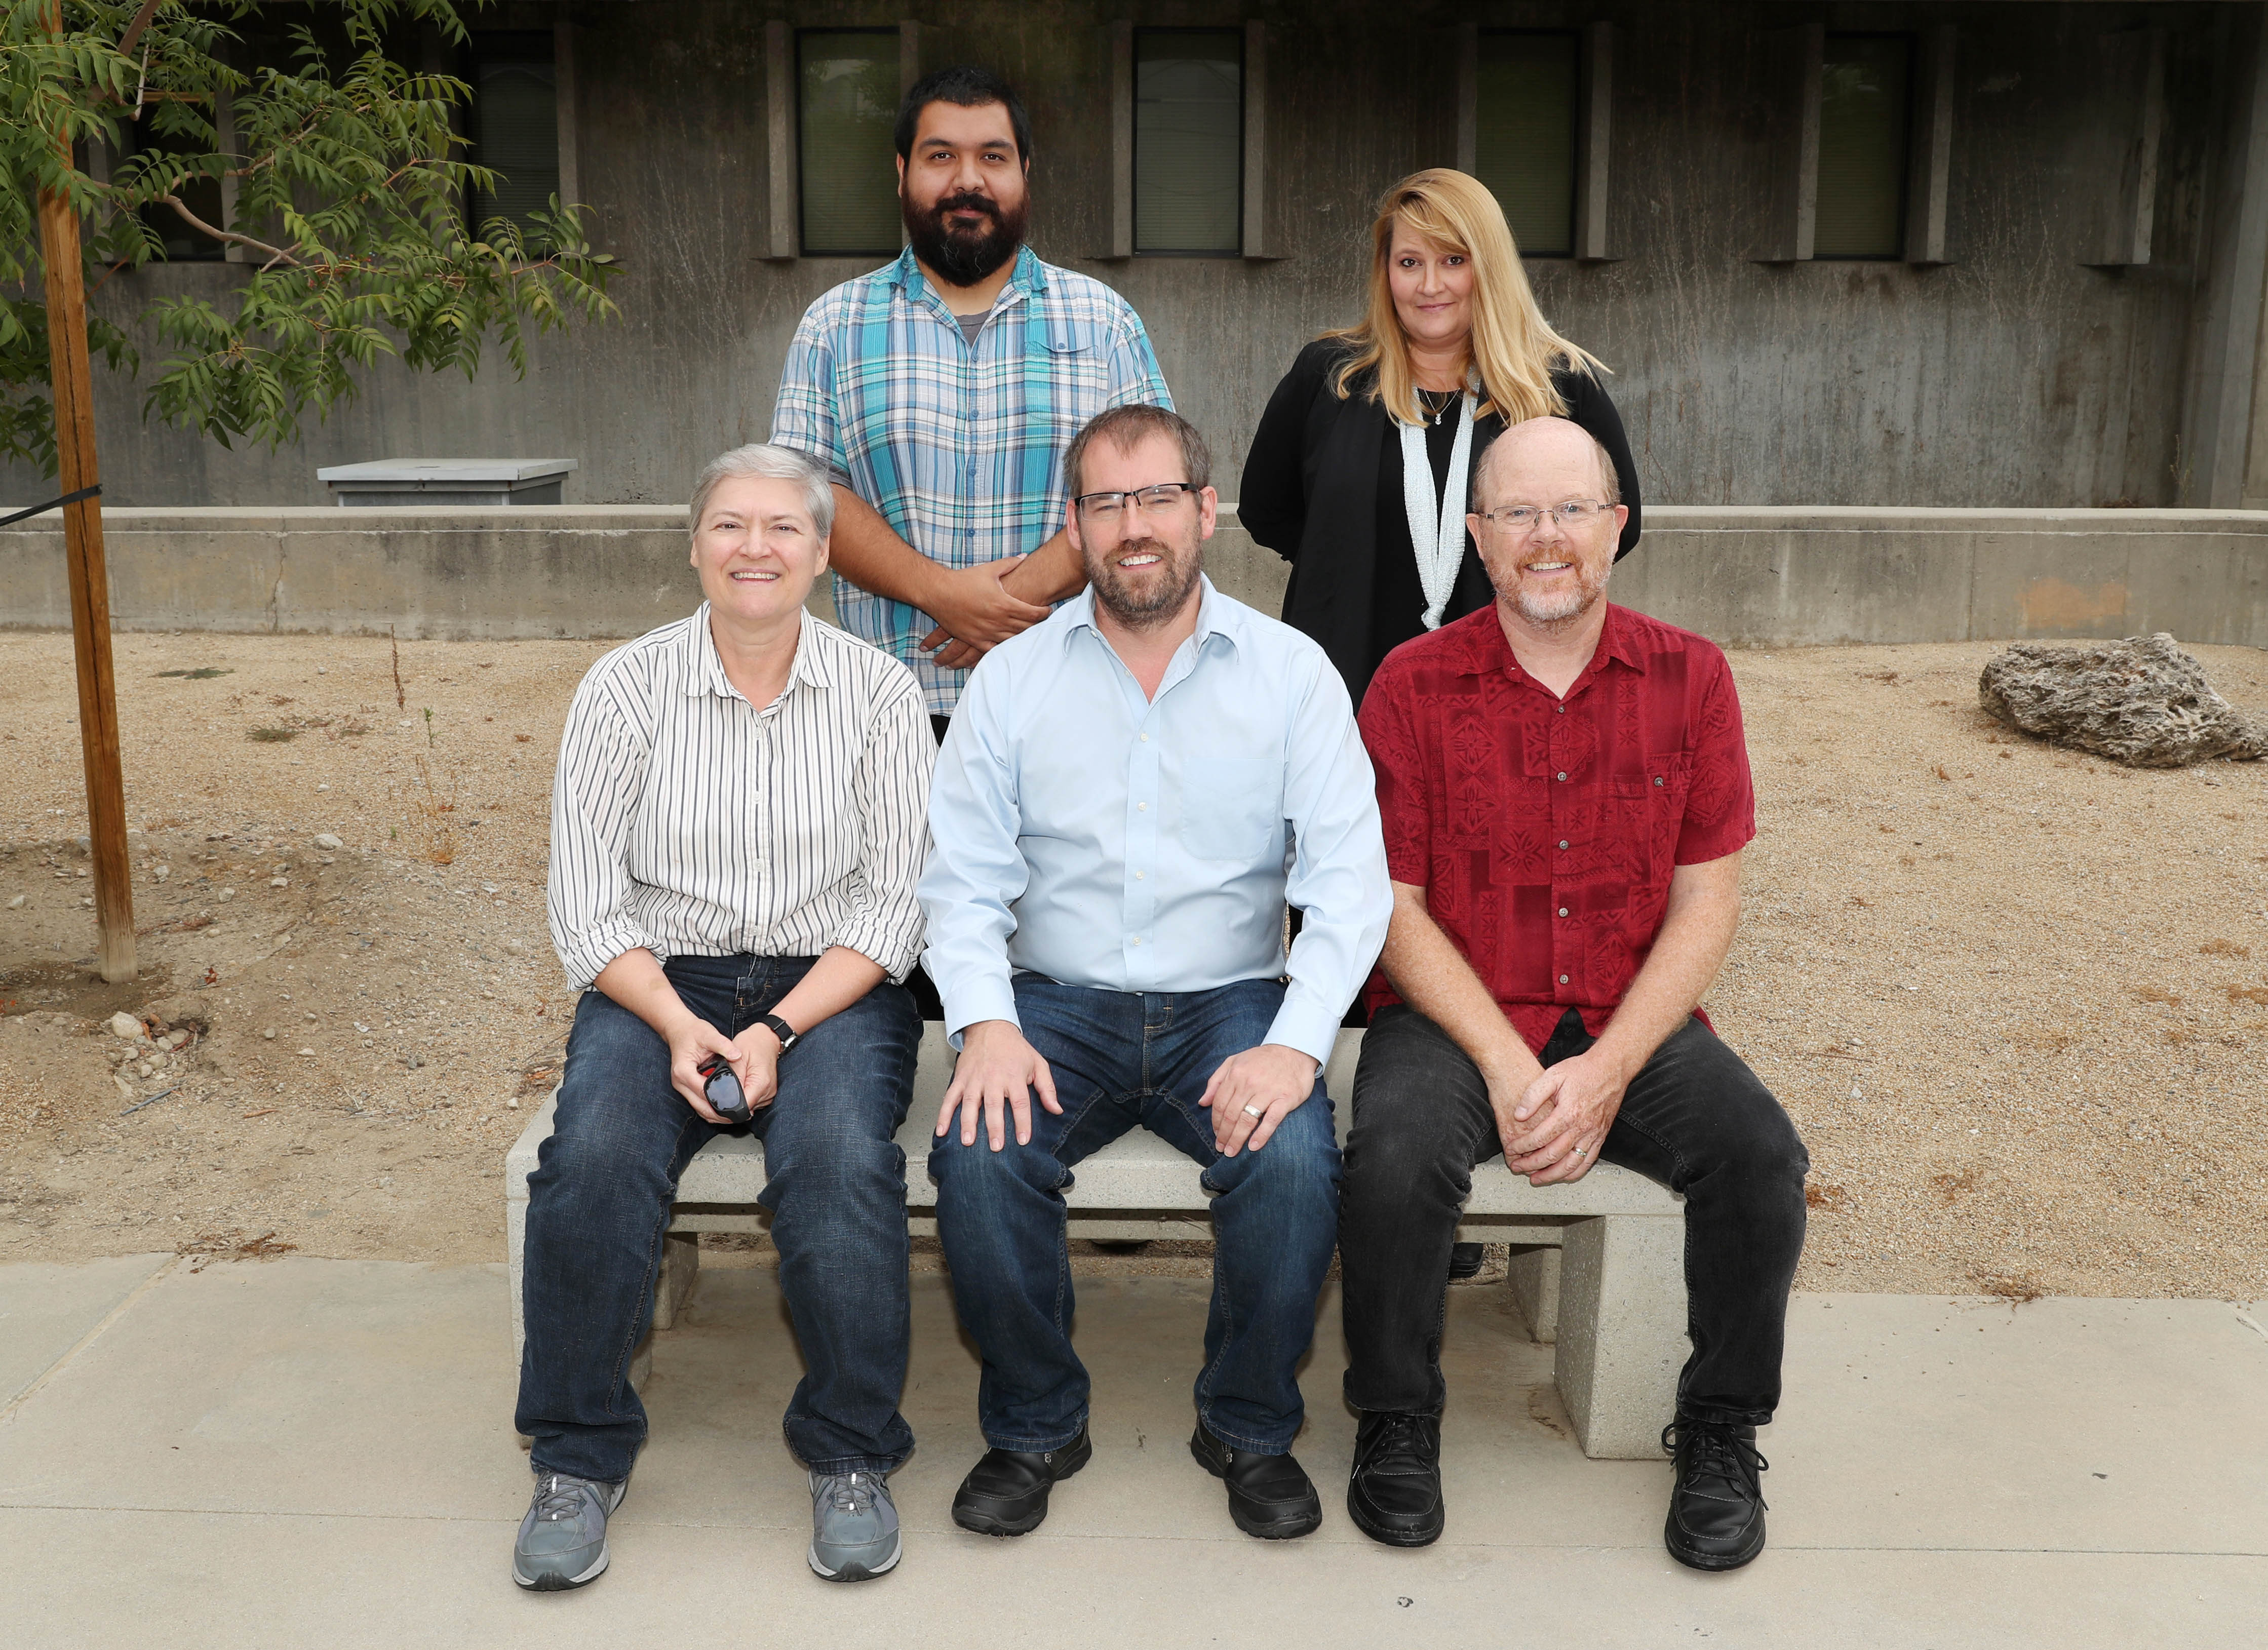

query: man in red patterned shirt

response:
[1339,417,1807,1572]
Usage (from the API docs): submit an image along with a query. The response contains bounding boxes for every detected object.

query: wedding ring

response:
[1242,1104,1264,1119]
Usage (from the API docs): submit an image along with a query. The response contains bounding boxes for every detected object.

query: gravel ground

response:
[1,628,2263,1301]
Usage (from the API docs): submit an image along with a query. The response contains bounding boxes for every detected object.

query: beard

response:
[1503,545,1613,629]
[1088,532,1202,631]
[903,187,1028,287]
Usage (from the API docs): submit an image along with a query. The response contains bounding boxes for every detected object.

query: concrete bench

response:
[504,1027,1687,1459]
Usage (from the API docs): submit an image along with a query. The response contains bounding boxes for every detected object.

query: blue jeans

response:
[516,954,921,1482]
[929,976,1341,1456]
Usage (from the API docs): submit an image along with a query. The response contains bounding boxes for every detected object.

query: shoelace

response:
[1362,1412,1437,1472]
[532,1473,595,1523]
[827,1472,877,1516]
[1661,1421,1770,1511]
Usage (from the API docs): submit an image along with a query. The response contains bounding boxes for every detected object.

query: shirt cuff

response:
[939,970,1021,1051]
[828,913,924,985]
[554,920,665,995]
[1263,997,1341,1074]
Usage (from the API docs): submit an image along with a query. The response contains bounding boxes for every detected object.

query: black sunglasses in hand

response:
[696,1055,753,1125]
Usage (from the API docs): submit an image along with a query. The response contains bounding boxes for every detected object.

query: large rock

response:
[1978,633,2268,768]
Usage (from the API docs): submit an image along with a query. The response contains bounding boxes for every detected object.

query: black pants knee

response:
[1339,1005,1809,1427]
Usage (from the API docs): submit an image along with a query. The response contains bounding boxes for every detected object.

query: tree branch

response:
[160,194,300,267]
[116,0,165,61]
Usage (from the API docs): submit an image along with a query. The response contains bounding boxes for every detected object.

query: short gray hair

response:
[689,444,836,539]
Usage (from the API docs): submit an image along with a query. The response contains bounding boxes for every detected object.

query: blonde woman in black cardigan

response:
[1241,168,1640,713]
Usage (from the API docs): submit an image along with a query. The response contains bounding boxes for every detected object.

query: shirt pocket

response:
[1175,756,1282,863]
[1038,335,1113,415]
[1607,753,1694,875]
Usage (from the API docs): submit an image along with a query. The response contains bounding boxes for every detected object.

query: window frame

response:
[794,24,904,260]
[1130,24,1246,259]
[1813,30,1915,263]
[1473,27,1582,261]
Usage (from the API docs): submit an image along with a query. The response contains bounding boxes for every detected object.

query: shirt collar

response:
[1062,573,1241,657]
[1456,601,1646,682]
[684,602,833,702]
[887,244,1045,307]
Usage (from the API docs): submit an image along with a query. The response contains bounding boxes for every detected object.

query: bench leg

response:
[651,1229,700,1332]
[1506,1244,1561,1345]
[1553,1213,1688,1461]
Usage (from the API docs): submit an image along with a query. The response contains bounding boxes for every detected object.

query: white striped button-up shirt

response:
[547,605,933,993]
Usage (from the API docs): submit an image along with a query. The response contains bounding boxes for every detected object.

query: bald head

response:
[1471,416,1620,514]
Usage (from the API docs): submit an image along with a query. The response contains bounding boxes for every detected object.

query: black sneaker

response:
[1661,1419,1769,1571]
[1346,1409,1443,1547]
[951,1428,1092,1537]
[1189,1421,1323,1540]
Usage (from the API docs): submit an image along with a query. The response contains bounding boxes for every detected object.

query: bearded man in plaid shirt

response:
[771,64,1173,734]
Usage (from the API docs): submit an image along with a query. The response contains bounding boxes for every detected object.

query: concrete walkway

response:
[3,1257,2263,1649]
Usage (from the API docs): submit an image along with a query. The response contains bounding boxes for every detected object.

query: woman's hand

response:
[664,1013,745,1125]
[722,1023,785,1113]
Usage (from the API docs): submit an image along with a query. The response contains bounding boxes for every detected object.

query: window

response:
[1134,29,1241,255]
[468,33,560,241]
[1815,35,1911,259]
[798,29,900,257]
[1473,32,1578,258]
[130,117,227,262]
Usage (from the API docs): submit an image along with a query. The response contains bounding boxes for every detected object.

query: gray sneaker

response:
[514,1469,627,1591]
[807,1470,901,1582]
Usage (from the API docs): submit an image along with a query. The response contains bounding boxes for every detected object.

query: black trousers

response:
[1339,1004,1808,1428]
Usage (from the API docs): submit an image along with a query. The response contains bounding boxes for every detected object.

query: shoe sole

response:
[1664,1514,1767,1572]
[1191,1437,1322,1541]
[952,1440,1093,1538]
[514,1546,608,1590]
[809,1536,903,1582]
[1346,1486,1443,1548]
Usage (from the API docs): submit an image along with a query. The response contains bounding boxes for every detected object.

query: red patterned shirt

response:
[1358,603,1755,1052]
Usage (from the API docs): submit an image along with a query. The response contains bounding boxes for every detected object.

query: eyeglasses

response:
[1073,481,1199,523]
[1472,499,1610,534]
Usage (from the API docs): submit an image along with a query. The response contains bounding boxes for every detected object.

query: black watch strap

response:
[759,1012,800,1054]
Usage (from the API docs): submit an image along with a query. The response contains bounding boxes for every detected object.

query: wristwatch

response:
[758,1012,800,1055]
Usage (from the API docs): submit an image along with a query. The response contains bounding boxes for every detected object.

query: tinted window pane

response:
[1815,35,1910,258]
[472,40,560,237]
[133,119,226,261]
[800,31,900,257]
[1474,33,1577,258]
[1135,30,1240,254]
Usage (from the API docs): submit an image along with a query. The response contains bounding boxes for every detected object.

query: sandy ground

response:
[1,628,2264,1301]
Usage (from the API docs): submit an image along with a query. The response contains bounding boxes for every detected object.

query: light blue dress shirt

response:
[919,576,1391,1067]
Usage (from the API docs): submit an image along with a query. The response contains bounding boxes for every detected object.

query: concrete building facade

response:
[18,0,2268,513]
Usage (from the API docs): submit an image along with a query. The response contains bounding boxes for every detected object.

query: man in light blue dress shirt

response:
[919,406,1391,1544]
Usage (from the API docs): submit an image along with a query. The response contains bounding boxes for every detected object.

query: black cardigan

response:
[1239,338,1641,706]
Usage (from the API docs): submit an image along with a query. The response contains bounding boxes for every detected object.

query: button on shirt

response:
[920,578,1391,1068]
[770,246,1174,717]
[547,606,934,992]
[1357,603,1755,1052]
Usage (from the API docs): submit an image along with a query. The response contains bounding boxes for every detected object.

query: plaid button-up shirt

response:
[770,246,1174,716]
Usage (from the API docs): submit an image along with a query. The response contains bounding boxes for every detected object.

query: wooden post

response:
[37,14,136,984]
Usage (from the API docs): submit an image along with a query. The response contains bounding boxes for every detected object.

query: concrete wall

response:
[6,1,2265,514]
[7,504,2265,649]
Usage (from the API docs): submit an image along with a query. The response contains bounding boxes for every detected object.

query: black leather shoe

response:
[1661,1419,1769,1571]
[1446,1242,1485,1281]
[1346,1409,1443,1547]
[951,1427,1092,1537]
[1190,1421,1322,1540]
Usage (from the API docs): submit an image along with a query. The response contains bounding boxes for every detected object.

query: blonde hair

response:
[1328,169,1607,426]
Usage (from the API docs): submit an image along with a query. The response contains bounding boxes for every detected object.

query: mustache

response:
[932,190,1000,225]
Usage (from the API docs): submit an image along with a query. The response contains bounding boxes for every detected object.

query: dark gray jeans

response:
[1339,1004,1808,1427]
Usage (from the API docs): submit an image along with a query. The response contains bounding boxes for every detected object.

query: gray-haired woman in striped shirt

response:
[514,444,933,1592]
